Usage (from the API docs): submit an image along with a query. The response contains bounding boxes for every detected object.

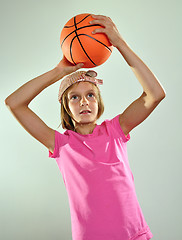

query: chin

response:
[78,115,97,123]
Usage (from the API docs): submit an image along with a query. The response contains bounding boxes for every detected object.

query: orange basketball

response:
[60,13,113,68]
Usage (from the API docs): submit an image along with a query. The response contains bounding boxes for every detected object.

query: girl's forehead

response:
[68,82,96,94]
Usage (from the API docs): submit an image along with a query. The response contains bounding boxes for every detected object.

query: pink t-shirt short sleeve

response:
[49,115,153,240]
[49,130,65,158]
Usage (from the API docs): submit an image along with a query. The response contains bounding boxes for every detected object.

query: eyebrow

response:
[68,89,96,96]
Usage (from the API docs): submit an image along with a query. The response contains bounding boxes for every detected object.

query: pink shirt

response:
[49,115,153,240]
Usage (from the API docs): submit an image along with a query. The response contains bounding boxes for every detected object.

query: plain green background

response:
[1,0,182,239]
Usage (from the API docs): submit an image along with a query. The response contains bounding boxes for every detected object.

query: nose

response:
[80,96,89,106]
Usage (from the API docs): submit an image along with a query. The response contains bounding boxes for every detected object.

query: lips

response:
[80,110,91,114]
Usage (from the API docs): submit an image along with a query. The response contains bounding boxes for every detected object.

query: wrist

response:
[115,38,128,50]
[53,66,67,80]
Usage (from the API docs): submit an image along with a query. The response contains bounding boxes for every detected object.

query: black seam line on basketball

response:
[77,34,112,53]
[74,16,97,66]
[61,24,101,47]
[69,36,76,65]
[69,33,97,66]
[69,16,78,65]
[64,14,91,28]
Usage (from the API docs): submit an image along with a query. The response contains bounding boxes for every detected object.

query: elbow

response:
[145,89,166,105]
[4,96,17,110]
[5,96,28,110]
[4,96,11,107]
[4,97,13,111]
[156,89,166,102]
[151,88,166,103]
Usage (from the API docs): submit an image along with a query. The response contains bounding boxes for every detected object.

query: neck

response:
[73,121,97,135]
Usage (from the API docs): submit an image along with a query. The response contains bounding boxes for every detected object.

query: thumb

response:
[75,63,84,70]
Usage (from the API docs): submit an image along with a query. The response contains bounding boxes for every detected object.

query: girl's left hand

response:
[56,56,84,76]
[89,15,125,48]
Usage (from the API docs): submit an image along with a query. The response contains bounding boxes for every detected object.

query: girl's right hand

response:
[56,56,84,77]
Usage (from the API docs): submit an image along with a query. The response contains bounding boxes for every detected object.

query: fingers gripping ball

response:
[60,13,113,68]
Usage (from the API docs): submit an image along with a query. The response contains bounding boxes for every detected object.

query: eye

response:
[88,93,94,98]
[71,95,78,100]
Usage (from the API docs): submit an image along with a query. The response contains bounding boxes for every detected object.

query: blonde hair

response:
[59,82,104,131]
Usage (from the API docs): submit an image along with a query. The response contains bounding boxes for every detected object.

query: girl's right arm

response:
[5,57,83,153]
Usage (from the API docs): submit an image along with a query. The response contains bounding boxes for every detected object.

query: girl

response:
[5,15,165,240]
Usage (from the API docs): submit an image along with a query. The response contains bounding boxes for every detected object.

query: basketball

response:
[60,13,113,68]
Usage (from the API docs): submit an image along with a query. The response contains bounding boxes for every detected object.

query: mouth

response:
[80,110,91,114]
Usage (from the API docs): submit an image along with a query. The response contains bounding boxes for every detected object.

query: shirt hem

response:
[129,226,153,240]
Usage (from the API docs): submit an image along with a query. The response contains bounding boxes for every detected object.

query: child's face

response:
[67,82,99,125]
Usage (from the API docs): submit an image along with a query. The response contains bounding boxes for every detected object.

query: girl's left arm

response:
[90,15,166,136]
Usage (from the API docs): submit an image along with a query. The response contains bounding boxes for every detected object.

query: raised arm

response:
[5,57,83,153]
[90,15,166,136]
